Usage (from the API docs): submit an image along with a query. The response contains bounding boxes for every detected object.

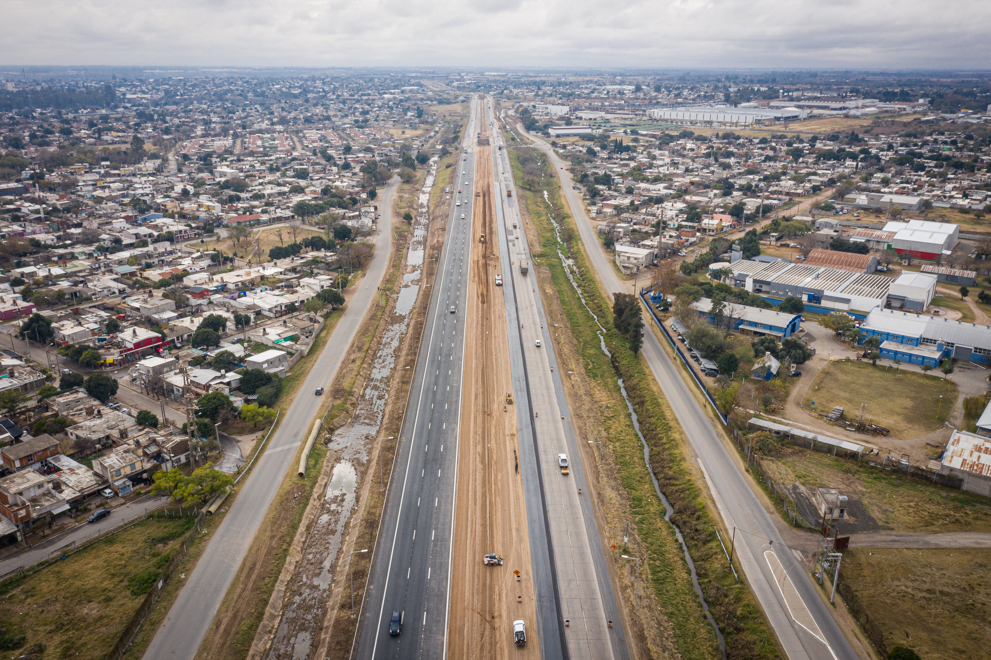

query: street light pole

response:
[350,548,368,615]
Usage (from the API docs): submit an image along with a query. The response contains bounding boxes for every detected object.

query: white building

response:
[886,272,938,311]
[245,349,289,378]
[547,126,593,138]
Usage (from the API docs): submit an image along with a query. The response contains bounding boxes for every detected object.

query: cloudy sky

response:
[6,0,991,69]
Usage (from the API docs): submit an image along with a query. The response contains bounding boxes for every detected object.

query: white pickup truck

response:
[558,454,569,475]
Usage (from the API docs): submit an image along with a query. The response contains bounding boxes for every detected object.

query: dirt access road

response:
[447,120,539,658]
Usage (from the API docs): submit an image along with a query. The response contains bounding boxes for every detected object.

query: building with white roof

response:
[883,219,959,261]
[859,307,991,367]
[690,298,802,338]
[886,271,938,311]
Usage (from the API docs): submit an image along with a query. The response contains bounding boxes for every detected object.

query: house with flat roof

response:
[245,349,289,377]
[0,469,70,528]
[1,434,61,471]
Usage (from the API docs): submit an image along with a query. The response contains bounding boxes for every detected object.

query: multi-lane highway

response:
[143,177,401,659]
[354,97,480,659]
[519,123,859,660]
[489,98,629,660]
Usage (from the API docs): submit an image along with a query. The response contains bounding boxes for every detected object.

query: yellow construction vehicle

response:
[506,391,514,404]
[479,234,486,243]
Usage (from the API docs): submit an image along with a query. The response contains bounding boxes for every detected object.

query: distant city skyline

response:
[4,0,991,69]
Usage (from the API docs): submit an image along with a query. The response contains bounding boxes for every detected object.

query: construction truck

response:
[558,454,569,475]
[518,252,528,275]
[480,234,486,244]
[506,391,514,404]
[506,189,513,197]
[483,553,504,566]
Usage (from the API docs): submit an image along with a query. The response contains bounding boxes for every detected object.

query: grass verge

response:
[0,515,195,659]
[508,146,782,660]
[802,359,956,437]
[839,547,991,660]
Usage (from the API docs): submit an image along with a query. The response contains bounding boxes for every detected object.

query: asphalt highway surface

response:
[142,176,401,660]
[521,125,858,660]
[491,99,629,660]
[354,97,480,660]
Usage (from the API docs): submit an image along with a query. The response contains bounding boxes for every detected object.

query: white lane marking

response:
[417,498,420,507]
[428,567,431,580]
[432,528,435,538]
[764,550,837,658]
[413,530,415,540]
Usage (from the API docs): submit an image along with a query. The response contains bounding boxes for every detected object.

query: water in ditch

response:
[543,191,727,658]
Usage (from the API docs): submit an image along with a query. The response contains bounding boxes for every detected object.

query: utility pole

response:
[182,365,198,466]
[350,548,368,615]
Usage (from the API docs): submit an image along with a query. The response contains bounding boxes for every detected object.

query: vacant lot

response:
[196,225,326,263]
[803,359,956,437]
[759,443,991,533]
[0,515,194,659]
[840,548,991,660]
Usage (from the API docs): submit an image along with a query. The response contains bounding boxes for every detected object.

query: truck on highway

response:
[506,189,512,197]
[513,620,527,646]
[558,454,569,475]
[518,252,528,275]
[483,553,504,566]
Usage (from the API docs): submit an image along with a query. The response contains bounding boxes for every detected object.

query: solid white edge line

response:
[368,102,473,660]
[764,550,838,660]
[442,94,477,660]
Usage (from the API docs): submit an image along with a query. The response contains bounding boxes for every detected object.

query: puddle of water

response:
[395,284,420,316]
[542,190,727,659]
[262,163,438,660]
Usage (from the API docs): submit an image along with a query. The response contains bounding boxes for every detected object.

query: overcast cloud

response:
[6,0,991,69]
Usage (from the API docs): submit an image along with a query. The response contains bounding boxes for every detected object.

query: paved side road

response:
[143,176,400,660]
[521,126,859,660]
[0,494,168,576]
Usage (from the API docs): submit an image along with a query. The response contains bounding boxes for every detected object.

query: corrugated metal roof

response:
[921,264,977,279]
[922,316,991,348]
[803,248,875,273]
[839,273,891,299]
[943,430,991,477]
[691,297,800,329]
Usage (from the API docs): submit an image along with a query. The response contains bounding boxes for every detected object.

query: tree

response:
[230,224,251,248]
[960,286,970,299]
[402,211,413,224]
[781,337,813,365]
[286,217,303,244]
[687,322,727,360]
[239,369,274,394]
[209,350,237,371]
[940,359,955,379]
[333,225,353,242]
[130,134,145,152]
[36,384,59,401]
[367,188,377,201]
[239,403,277,428]
[79,349,103,368]
[0,390,26,418]
[191,327,221,349]
[135,409,159,428]
[152,463,232,506]
[234,313,252,329]
[84,373,118,403]
[196,391,234,422]
[820,312,854,337]
[256,380,282,408]
[59,371,85,390]
[778,297,804,314]
[17,313,54,343]
[752,335,780,359]
[200,314,228,333]
[921,363,933,376]
[318,288,345,309]
[717,352,739,376]
[105,318,121,334]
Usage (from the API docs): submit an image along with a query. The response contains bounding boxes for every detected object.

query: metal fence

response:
[106,510,206,660]
[729,428,809,528]
[640,290,728,425]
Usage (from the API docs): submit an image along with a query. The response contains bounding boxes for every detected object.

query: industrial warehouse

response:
[719,258,937,316]
[647,104,807,126]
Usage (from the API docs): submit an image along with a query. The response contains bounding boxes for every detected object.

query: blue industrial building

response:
[859,307,991,367]
[690,297,802,338]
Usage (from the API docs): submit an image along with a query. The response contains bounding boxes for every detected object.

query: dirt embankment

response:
[447,120,540,659]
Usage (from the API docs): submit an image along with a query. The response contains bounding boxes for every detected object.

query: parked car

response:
[88,508,111,523]
[100,488,115,498]
[789,370,802,377]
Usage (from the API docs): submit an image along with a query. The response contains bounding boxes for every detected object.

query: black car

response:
[389,610,402,636]
[789,370,802,377]
[315,387,324,395]
[87,508,111,523]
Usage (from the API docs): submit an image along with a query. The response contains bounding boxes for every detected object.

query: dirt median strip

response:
[448,134,540,659]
